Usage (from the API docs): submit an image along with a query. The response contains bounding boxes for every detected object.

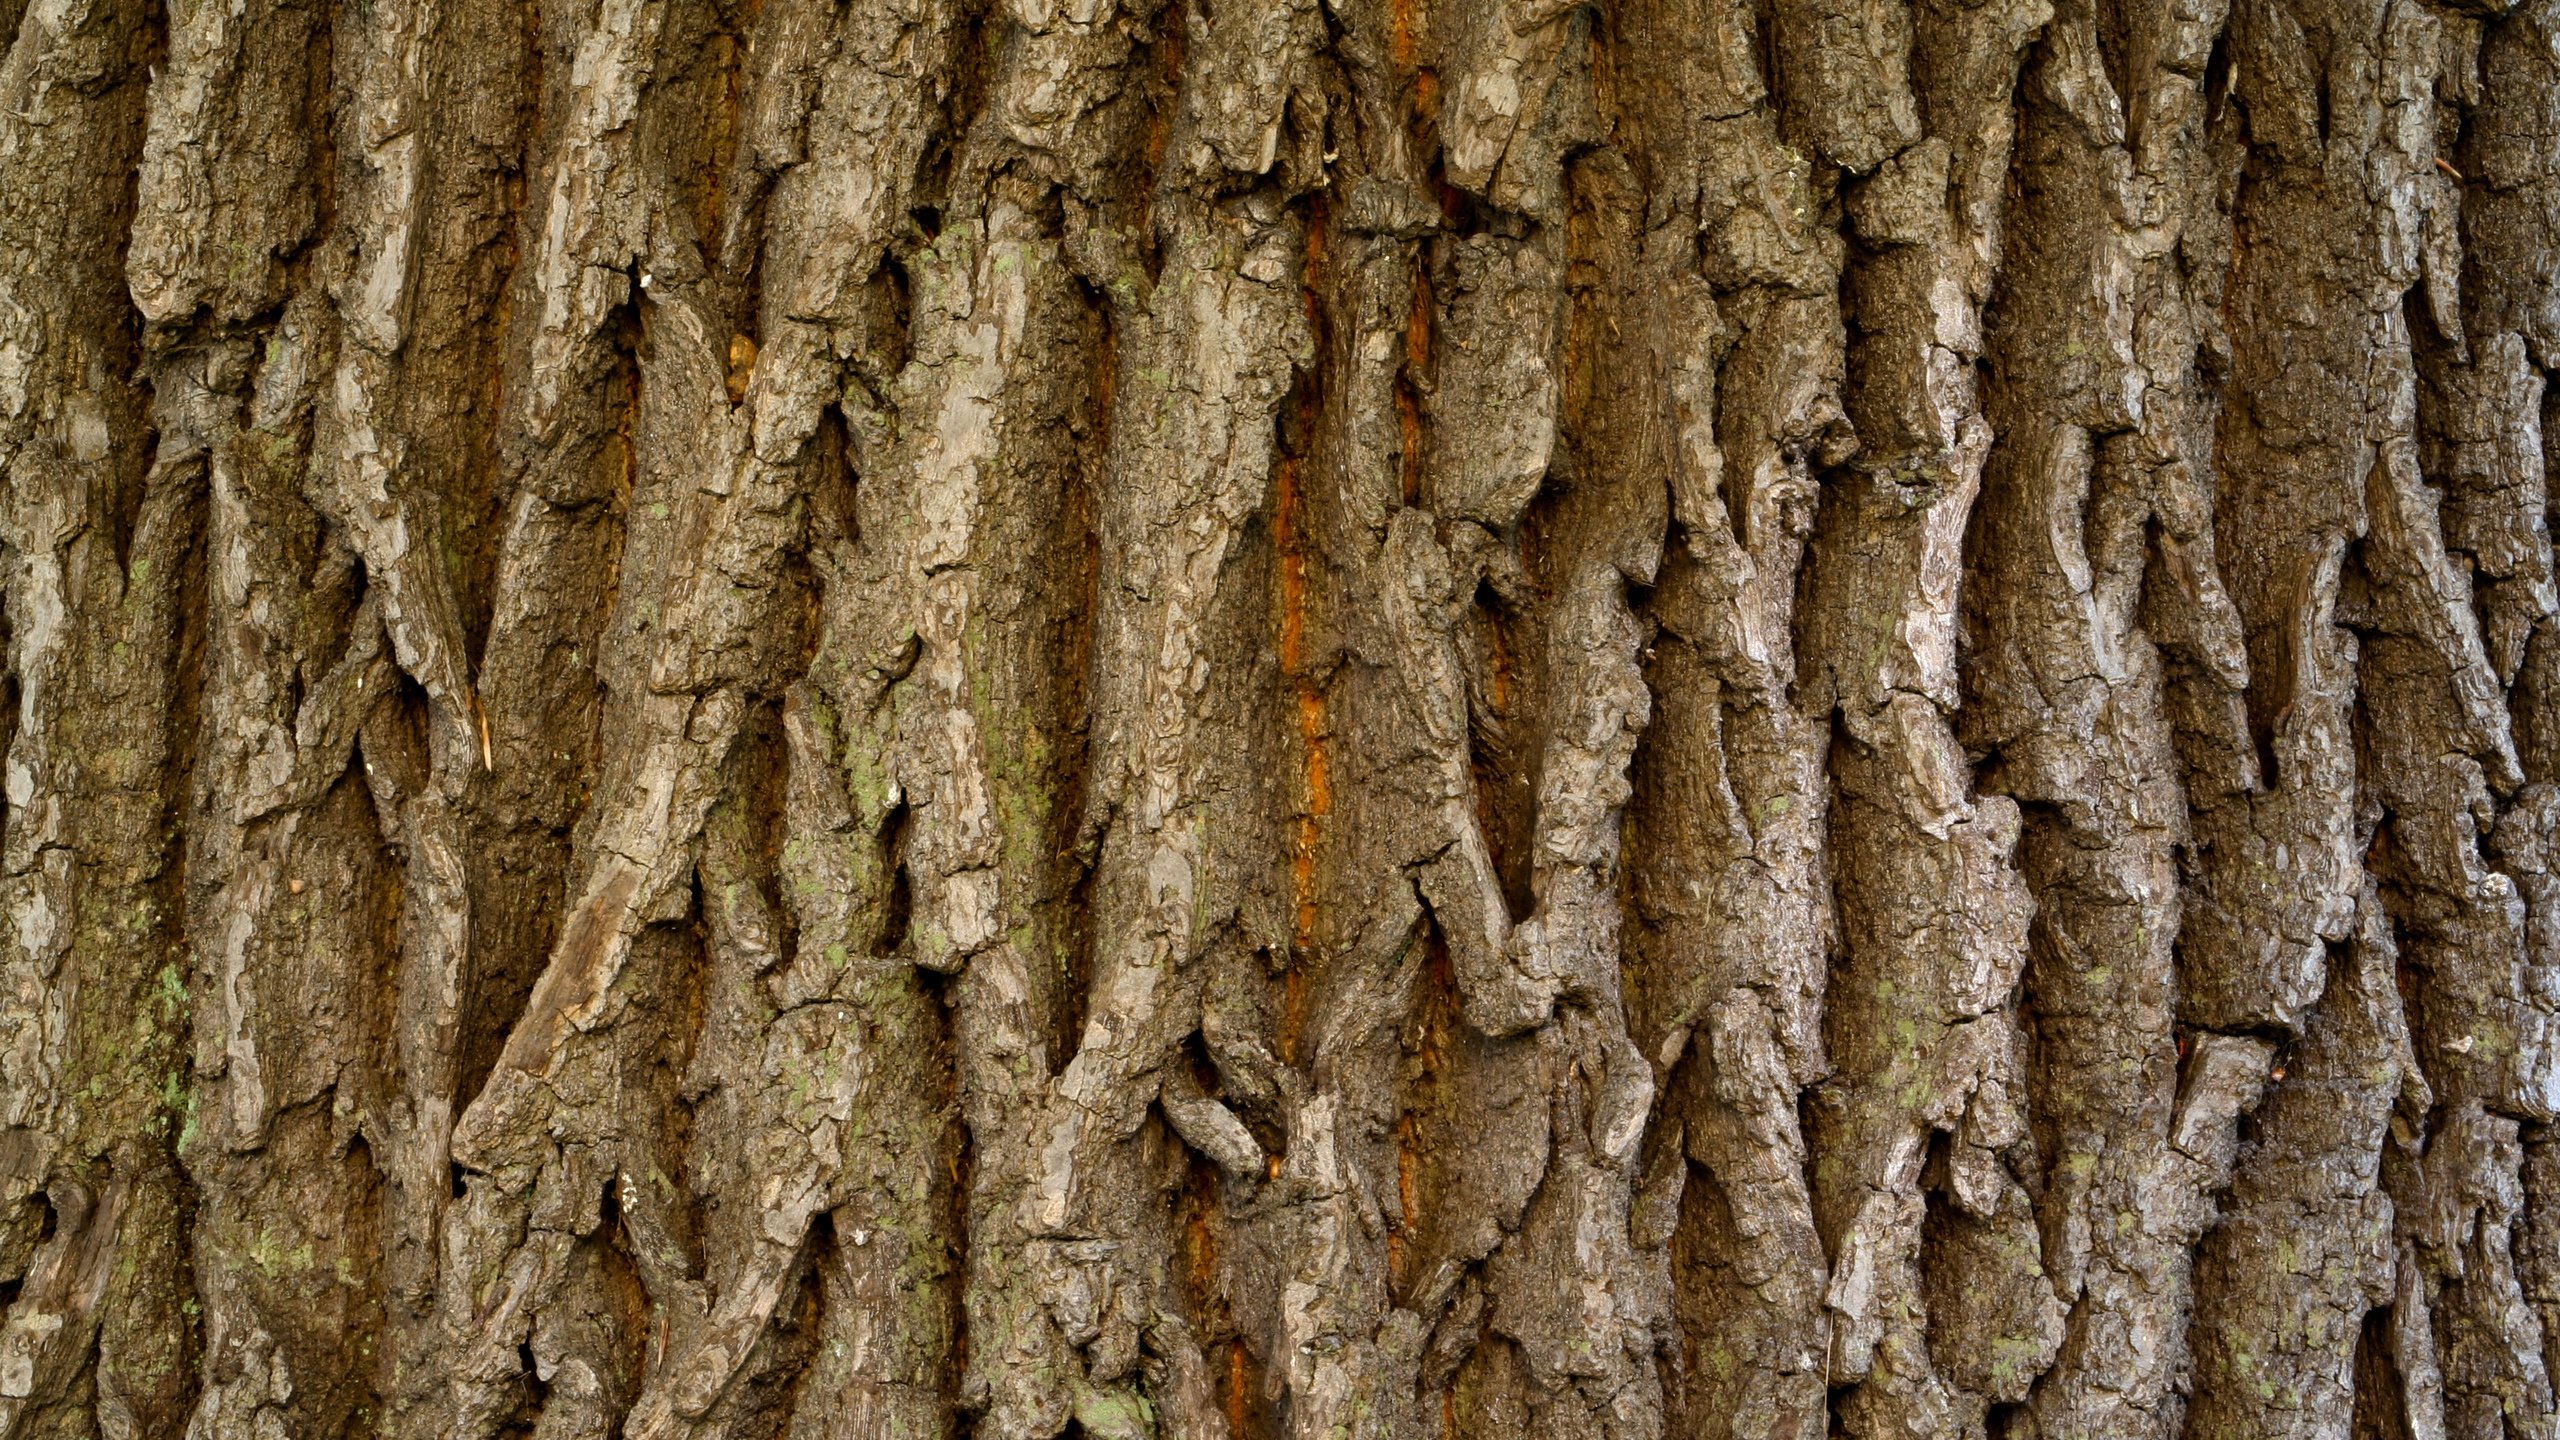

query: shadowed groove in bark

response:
[13,0,2560,1431]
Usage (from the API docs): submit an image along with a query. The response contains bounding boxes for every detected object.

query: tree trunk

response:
[1,0,2557,1430]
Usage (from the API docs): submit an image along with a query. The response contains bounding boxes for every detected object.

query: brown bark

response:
[3,0,2559,1432]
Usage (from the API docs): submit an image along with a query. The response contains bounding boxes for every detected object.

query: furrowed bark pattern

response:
[11,0,2560,1429]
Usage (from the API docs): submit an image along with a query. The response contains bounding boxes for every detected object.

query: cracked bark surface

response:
[8,0,2560,1429]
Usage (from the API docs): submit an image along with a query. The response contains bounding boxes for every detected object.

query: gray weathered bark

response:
[3,0,2559,1432]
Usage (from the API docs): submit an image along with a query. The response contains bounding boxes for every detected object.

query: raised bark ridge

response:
[2,0,2560,1433]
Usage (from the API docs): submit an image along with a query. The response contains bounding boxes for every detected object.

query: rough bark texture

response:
[3,0,2560,1429]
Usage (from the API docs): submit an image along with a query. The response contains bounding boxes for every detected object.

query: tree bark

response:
[1,0,2557,1430]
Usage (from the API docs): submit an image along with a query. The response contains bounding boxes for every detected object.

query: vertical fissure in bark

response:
[19,0,2560,1428]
